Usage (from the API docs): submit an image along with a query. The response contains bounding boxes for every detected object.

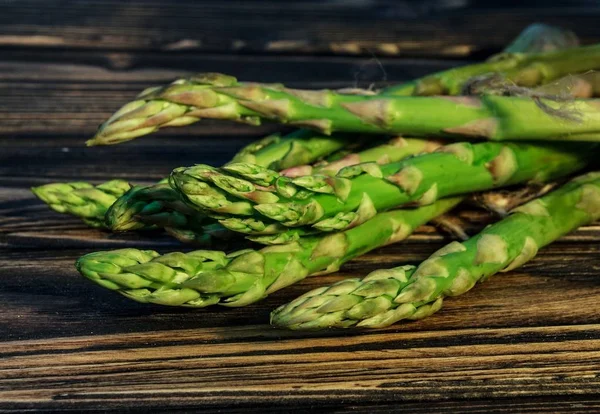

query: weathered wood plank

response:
[1,239,600,340]
[0,52,460,137]
[2,6,600,409]
[2,1,600,55]
[1,319,600,410]
[0,136,257,185]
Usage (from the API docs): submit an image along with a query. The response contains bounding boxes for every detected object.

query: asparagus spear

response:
[75,197,463,307]
[34,128,358,234]
[118,79,600,141]
[108,136,443,240]
[281,137,443,177]
[88,25,586,146]
[384,25,583,96]
[271,171,600,329]
[31,180,132,228]
[172,142,595,232]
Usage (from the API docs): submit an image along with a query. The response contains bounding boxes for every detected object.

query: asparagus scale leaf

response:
[271,171,600,329]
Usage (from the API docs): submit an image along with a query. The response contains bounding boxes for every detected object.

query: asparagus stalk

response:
[75,197,463,307]
[120,79,600,141]
[384,27,585,96]
[110,137,443,240]
[89,25,585,146]
[281,137,443,177]
[35,135,432,240]
[31,180,132,228]
[172,142,595,232]
[34,129,356,234]
[271,171,600,329]
[102,128,371,232]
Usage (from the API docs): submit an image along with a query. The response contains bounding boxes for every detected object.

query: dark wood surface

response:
[2,2,600,412]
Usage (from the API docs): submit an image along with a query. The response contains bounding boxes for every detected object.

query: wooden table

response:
[3,2,600,411]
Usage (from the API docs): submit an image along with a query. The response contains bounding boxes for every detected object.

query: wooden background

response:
[3,1,600,412]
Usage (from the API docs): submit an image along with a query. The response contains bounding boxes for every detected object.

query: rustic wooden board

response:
[3,0,600,55]
[3,131,600,411]
[3,2,600,411]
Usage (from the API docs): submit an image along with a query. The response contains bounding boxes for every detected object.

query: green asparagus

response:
[384,28,586,96]
[271,171,600,330]
[172,142,595,232]
[104,137,435,241]
[118,79,600,140]
[88,25,585,146]
[102,128,366,237]
[109,136,440,239]
[34,129,355,234]
[227,129,357,171]
[280,137,443,177]
[75,197,463,307]
[31,180,132,228]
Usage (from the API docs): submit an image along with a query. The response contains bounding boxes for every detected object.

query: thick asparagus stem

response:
[75,197,463,307]
[112,137,442,239]
[89,25,586,146]
[31,180,132,228]
[102,128,363,236]
[271,171,600,330]
[172,142,595,232]
[98,74,600,142]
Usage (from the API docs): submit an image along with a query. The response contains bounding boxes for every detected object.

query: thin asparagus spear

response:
[383,24,582,96]
[88,25,585,146]
[31,180,132,228]
[228,129,357,170]
[75,197,463,307]
[281,137,443,177]
[271,171,600,329]
[171,142,595,232]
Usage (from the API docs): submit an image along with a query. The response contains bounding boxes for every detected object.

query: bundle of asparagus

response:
[32,24,600,331]
[32,24,586,241]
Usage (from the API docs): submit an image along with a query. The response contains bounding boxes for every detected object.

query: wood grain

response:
[0,50,459,138]
[2,0,600,55]
[3,2,600,410]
